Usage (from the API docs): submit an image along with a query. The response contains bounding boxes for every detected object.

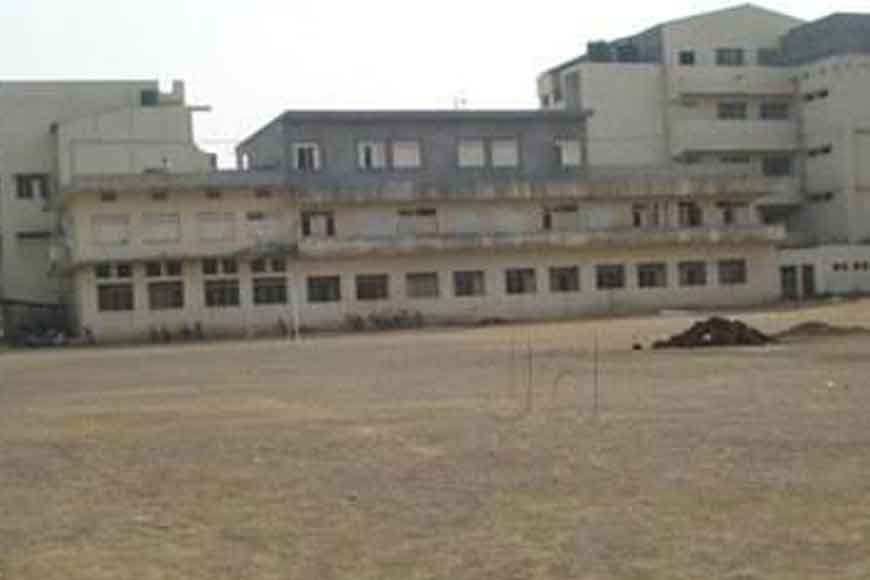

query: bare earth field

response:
[3,301,870,579]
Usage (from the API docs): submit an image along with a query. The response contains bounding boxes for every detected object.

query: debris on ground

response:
[653,317,774,349]
[775,321,870,340]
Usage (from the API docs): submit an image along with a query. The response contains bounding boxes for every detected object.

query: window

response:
[91,215,130,246]
[95,264,112,279]
[151,190,169,202]
[491,139,519,168]
[718,259,748,285]
[397,208,438,235]
[145,261,163,277]
[140,89,159,106]
[542,205,578,232]
[205,188,223,200]
[716,48,745,67]
[148,282,184,310]
[301,211,336,237]
[166,261,182,277]
[760,102,790,120]
[202,259,219,276]
[717,102,748,120]
[202,258,236,276]
[763,155,793,177]
[549,267,580,293]
[291,142,321,172]
[505,268,537,295]
[254,188,273,199]
[454,271,485,297]
[807,145,833,158]
[678,202,703,227]
[116,263,132,278]
[98,284,134,312]
[251,257,286,274]
[392,140,422,169]
[204,280,240,308]
[637,263,668,289]
[406,272,440,299]
[596,265,625,290]
[357,141,387,170]
[679,50,696,66]
[308,276,341,303]
[631,203,665,229]
[555,139,582,167]
[458,139,486,168]
[221,258,238,275]
[100,191,118,203]
[356,274,389,301]
[717,202,748,226]
[15,174,50,200]
[679,261,707,287]
[253,277,288,305]
[197,212,235,242]
[142,213,181,244]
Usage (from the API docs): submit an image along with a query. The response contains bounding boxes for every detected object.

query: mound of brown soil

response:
[653,317,774,349]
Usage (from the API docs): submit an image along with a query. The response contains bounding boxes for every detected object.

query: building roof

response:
[543,3,805,77]
[239,109,589,148]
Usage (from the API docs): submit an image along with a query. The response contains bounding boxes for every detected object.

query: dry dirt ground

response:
[3,301,870,579]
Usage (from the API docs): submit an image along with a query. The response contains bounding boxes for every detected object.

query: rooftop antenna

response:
[452,92,468,110]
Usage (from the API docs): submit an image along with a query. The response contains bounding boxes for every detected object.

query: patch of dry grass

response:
[3,301,870,578]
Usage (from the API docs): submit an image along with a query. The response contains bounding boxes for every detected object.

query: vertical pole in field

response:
[525,334,534,414]
[593,331,600,420]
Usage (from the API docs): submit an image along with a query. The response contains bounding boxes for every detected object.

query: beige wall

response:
[58,106,212,184]
[73,243,779,341]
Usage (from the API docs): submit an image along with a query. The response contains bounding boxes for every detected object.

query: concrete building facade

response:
[537,4,870,299]
[60,111,786,341]
[0,79,212,314]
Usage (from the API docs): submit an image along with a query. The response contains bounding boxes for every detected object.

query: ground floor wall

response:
[70,243,779,342]
[778,244,870,299]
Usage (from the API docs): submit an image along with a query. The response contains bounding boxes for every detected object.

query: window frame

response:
[505,268,537,295]
[596,264,626,290]
[355,274,390,301]
[637,263,668,289]
[405,272,440,299]
[453,270,486,297]
[148,281,185,311]
[678,261,708,287]
[307,276,342,303]
[549,266,580,293]
[718,259,748,286]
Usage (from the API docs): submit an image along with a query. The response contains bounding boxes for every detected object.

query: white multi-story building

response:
[0,79,212,315]
[538,4,870,299]
[57,111,786,342]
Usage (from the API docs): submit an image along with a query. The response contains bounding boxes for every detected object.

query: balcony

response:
[298,225,786,259]
[669,66,794,98]
[671,120,798,156]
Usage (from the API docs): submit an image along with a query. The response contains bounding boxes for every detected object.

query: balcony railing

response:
[298,224,786,258]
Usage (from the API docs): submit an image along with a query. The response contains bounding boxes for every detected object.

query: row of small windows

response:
[94,259,749,312]
[832,261,870,272]
[716,101,790,121]
[288,138,582,173]
[678,47,780,67]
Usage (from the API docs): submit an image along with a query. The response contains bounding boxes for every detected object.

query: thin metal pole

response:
[526,334,534,413]
[593,331,600,419]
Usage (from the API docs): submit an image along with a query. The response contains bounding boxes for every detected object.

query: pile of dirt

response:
[775,321,870,340]
[653,317,774,349]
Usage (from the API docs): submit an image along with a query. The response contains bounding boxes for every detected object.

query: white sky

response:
[1,1,866,167]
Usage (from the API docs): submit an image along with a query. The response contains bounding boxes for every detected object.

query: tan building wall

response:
[71,243,779,342]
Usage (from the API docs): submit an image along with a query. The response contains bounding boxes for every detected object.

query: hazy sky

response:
[1,1,866,166]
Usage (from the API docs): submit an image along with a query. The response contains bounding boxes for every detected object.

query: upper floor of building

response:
[236,110,589,189]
